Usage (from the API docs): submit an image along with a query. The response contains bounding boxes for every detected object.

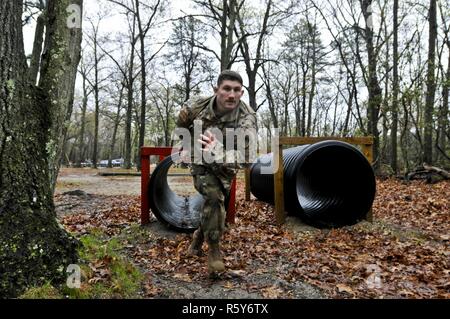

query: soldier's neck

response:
[213,100,230,118]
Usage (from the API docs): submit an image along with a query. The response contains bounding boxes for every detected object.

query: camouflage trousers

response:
[192,165,234,243]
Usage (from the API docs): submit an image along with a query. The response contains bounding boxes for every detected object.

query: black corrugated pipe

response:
[148,154,231,232]
[250,140,376,228]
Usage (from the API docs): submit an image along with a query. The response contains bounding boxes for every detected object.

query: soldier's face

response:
[214,80,244,113]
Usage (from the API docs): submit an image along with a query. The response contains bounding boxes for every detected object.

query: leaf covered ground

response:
[58,174,449,299]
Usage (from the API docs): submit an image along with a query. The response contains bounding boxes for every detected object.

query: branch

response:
[107,0,135,14]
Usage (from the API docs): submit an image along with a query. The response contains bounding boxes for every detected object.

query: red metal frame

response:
[140,146,237,225]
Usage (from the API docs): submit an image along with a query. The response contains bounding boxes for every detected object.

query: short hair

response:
[217,70,243,87]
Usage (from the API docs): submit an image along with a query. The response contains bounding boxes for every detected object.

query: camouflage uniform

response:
[176,95,257,256]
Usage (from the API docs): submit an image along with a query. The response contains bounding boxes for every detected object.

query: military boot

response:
[187,228,204,256]
[207,241,225,276]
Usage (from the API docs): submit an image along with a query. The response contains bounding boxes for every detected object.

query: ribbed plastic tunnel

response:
[250,140,376,228]
[148,153,231,232]
[148,154,202,232]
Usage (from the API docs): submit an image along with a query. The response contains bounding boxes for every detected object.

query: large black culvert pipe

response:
[148,154,230,232]
[250,140,376,228]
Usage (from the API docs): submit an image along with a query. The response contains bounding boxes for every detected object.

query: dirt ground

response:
[56,167,197,197]
[55,167,325,298]
[55,167,449,299]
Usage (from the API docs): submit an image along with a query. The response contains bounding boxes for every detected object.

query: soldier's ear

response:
[213,86,218,94]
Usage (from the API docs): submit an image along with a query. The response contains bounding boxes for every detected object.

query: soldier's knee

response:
[206,230,221,242]
[206,192,221,204]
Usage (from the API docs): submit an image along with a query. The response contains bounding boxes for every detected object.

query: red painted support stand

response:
[140,146,237,226]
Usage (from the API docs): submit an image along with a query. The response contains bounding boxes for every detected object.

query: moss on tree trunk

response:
[0,0,82,298]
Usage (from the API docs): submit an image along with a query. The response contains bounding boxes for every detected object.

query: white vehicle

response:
[111,158,124,167]
[99,160,109,167]
[80,160,92,167]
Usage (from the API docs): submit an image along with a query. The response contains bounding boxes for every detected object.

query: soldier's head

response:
[214,70,244,114]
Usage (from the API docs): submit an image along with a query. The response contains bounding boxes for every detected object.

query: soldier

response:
[176,70,257,277]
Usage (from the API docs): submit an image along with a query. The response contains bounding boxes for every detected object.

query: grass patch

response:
[120,224,155,245]
[20,229,144,299]
[19,282,63,299]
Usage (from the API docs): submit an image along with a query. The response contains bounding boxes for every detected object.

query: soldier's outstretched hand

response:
[198,130,218,152]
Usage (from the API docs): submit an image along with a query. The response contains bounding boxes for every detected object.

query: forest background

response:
[23,0,449,174]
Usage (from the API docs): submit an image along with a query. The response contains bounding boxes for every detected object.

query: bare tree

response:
[261,67,277,128]
[75,52,94,167]
[390,0,399,173]
[423,0,437,164]
[102,74,126,168]
[84,16,108,168]
[167,16,212,102]
[149,81,177,146]
[359,0,383,171]
[99,9,140,169]
[311,1,366,135]
[192,0,240,71]
[280,14,328,136]
[234,0,296,112]
[437,0,449,164]
[110,0,167,170]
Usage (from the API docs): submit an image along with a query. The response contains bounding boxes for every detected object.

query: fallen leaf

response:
[223,281,234,289]
[261,285,284,298]
[173,273,192,282]
[336,284,354,294]
[229,269,246,276]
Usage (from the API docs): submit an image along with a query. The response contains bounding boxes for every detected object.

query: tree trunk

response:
[220,0,228,71]
[125,17,137,170]
[391,0,399,173]
[400,94,411,172]
[75,71,89,168]
[301,69,307,137]
[28,12,46,85]
[307,25,317,137]
[343,84,354,136]
[108,85,124,168]
[235,0,271,112]
[136,0,146,171]
[92,35,100,169]
[0,0,80,298]
[261,65,278,129]
[294,65,301,136]
[423,0,437,164]
[39,0,83,191]
[438,44,449,162]
[361,0,382,172]
[307,63,316,137]
[437,0,449,165]
[247,70,258,111]
[220,0,236,70]
[381,20,390,166]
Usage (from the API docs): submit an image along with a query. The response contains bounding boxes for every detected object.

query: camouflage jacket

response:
[175,95,257,179]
